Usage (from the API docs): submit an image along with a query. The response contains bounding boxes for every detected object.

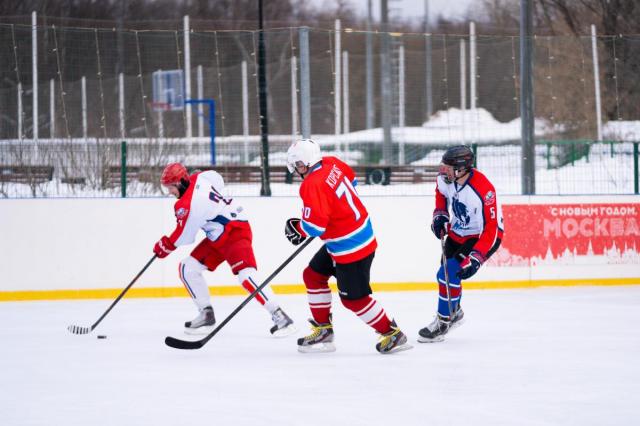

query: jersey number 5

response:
[336,179,361,220]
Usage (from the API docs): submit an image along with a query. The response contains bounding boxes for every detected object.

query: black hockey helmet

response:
[442,145,474,171]
[440,145,474,183]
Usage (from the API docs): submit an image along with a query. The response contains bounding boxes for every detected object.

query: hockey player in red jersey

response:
[418,146,504,342]
[153,163,296,337]
[284,139,412,354]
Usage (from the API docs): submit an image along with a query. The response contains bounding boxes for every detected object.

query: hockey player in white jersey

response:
[153,163,296,337]
[418,146,504,343]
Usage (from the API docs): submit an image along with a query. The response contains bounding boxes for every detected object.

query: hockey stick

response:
[440,236,455,322]
[165,237,315,350]
[67,254,157,335]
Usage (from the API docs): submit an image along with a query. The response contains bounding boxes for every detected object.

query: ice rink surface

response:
[1,286,638,426]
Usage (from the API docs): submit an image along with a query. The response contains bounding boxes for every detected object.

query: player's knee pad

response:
[180,256,207,278]
[179,257,210,306]
[303,266,330,290]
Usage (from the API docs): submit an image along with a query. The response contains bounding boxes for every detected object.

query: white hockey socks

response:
[237,267,278,314]
[179,256,212,311]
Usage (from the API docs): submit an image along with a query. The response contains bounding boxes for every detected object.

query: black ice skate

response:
[297,318,335,353]
[417,308,465,343]
[376,320,413,354]
[270,307,296,337]
[184,306,216,335]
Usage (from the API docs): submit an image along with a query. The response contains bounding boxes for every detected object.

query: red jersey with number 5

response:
[297,156,377,264]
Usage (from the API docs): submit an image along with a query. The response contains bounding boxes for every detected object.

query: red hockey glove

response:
[285,218,306,246]
[431,211,450,239]
[153,236,176,259]
[457,250,486,280]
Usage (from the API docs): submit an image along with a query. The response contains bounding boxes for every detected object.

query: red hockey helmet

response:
[161,163,189,186]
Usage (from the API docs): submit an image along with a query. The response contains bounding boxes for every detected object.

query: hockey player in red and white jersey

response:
[153,163,296,337]
[418,145,504,343]
[284,139,412,354]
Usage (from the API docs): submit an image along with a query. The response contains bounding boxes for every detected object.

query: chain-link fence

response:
[1,19,639,197]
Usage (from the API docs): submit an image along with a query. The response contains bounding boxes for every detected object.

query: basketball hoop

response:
[152,69,185,111]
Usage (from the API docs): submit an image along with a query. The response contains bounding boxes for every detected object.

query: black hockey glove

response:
[285,218,307,245]
[457,251,485,280]
[431,212,450,239]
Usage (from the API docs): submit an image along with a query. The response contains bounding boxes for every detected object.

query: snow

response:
[314,107,559,146]
[1,107,637,197]
[603,120,640,142]
[412,143,636,195]
[2,287,639,425]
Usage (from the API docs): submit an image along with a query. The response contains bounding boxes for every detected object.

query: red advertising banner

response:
[489,203,640,266]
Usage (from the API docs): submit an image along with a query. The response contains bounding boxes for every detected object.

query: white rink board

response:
[0,195,639,292]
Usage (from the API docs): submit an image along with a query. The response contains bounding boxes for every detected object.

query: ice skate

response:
[184,306,216,335]
[269,307,296,337]
[376,320,413,354]
[449,307,465,331]
[417,313,450,343]
[417,308,464,343]
[297,318,335,353]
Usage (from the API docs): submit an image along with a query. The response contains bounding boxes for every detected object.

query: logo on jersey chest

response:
[452,198,471,229]
[176,207,189,219]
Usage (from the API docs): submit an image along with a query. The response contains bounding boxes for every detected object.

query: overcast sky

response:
[348,0,477,23]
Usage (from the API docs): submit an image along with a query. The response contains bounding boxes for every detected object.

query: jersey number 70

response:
[336,178,361,220]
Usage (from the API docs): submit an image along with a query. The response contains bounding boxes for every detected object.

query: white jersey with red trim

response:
[167,170,248,247]
[434,169,504,257]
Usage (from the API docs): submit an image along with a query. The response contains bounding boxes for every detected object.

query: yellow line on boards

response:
[1,277,639,302]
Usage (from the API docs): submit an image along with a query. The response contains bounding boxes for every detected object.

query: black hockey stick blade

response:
[165,336,204,350]
[164,238,314,350]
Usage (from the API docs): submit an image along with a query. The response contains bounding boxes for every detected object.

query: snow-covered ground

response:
[1,287,638,426]
[1,108,637,197]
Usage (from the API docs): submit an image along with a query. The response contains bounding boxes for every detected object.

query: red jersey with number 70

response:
[297,156,377,264]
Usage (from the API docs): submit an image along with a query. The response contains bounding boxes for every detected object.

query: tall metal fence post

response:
[257,0,271,196]
[32,11,39,162]
[32,11,38,141]
[424,1,433,120]
[634,142,639,195]
[366,0,375,129]
[380,0,393,165]
[120,141,127,198]
[520,0,536,195]
[469,21,477,111]
[299,27,311,139]
[591,25,603,141]
[183,15,192,140]
[334,19,342,153]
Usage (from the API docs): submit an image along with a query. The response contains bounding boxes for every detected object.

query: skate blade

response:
[184,325,215,335]
[297,342,336,353]
[417,335,445,343]
[271,324,297,338]
[380,343,414,354]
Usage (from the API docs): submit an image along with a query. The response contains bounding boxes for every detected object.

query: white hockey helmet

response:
[286,139,322,173]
